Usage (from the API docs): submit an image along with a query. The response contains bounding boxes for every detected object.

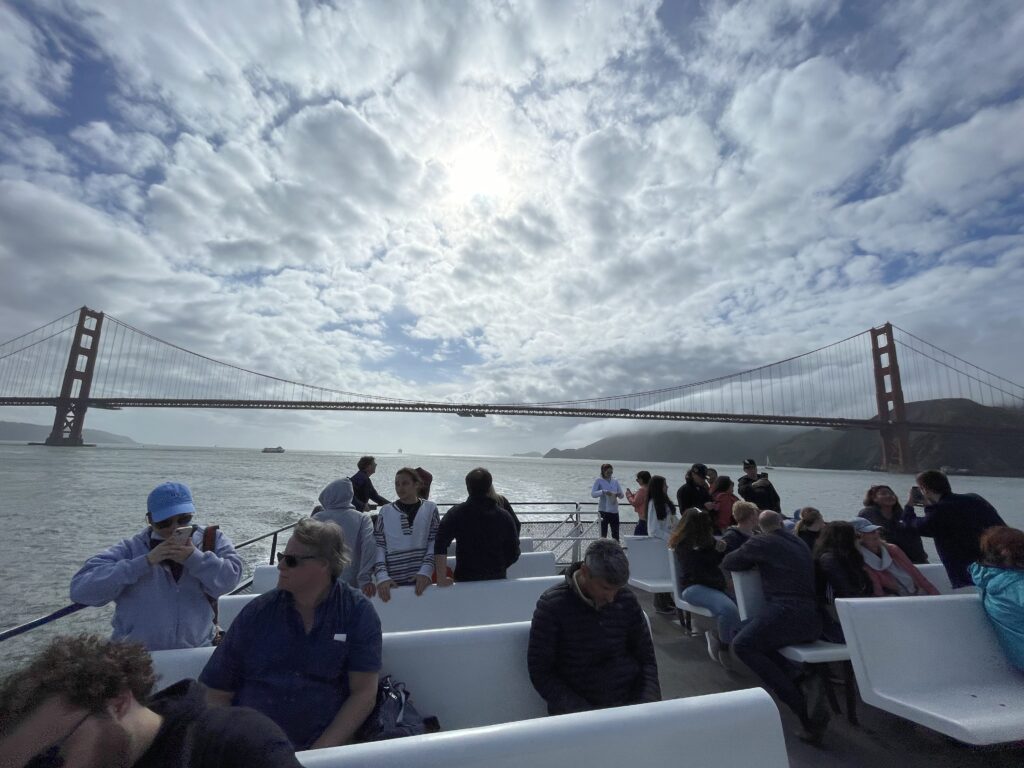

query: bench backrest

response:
[836,594,1014,689]
[731,569,767,620]
[220,576,561,633]
[151,621,548,731]
[623,535,670,582]
[251,550,557,594]
[915,563,954,594]
[296,688,789,768]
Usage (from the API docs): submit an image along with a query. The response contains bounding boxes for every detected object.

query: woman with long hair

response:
[626,470,651,536]
[668,508,739,668]
[970,527,1024,671]
[646,475,677,542]
[372,467,441,602]
[858,484,928,563]
[813,522,871,642]
[591,463,624,541]
[709,476,740,534]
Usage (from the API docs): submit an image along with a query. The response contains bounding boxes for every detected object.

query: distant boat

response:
[262,446,285,453]
[398,448,403,454]
[764,455,774,469]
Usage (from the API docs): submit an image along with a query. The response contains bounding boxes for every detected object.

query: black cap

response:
[743,458,756,467]
[690,463,708,477]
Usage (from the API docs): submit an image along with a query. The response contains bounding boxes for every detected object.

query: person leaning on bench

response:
[528,539,661,715]
[0,634,301,768]
[198,518,383,751]
[433,467,520,585]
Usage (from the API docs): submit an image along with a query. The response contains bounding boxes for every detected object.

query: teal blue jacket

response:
[969,562,1024,672]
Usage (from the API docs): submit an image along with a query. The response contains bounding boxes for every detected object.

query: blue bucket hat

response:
[147,482,196,523]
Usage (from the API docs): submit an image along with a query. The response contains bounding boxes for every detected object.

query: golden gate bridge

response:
[1,307,1022,472]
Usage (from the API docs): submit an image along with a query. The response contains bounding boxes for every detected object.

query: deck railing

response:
[0,502,619,643]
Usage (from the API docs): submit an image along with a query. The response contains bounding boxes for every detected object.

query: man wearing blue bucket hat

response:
[70,482,243,651]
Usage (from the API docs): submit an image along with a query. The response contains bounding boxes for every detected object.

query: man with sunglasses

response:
[0,634,301,768]
[70,482,242,651]
[199,518,382,750]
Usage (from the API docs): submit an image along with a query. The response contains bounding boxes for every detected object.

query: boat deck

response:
[636,589,1024,768]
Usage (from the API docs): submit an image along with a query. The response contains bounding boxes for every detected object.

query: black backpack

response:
[356,675,440,741]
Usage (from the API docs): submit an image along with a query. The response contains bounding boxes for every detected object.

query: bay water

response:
[2,442,1021,674]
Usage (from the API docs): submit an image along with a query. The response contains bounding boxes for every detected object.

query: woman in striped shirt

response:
[373,467,440,602]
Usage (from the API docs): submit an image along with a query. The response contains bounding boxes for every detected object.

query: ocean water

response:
[1,442,1021,674]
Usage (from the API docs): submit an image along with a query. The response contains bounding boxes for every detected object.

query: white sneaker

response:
[717,646,735,671]
[705,631,721,663]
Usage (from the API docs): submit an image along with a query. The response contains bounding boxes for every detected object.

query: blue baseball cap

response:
[147,482,196,522]
[851,518,882,534]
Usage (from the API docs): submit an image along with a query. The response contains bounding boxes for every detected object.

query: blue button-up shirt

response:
[199,581,382,749]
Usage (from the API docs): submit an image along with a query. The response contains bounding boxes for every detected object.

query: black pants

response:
[599,512,620,541]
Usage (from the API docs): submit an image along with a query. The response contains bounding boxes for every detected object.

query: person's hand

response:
[376,580,396,602]
[753,478,770,488]
[715,539,727,552]
[147,538,193,565]
[436,575,454,588]
[414,574,432,595]
[361,582,377,598]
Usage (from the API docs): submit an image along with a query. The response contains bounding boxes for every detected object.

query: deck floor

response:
[635,589,1024,768]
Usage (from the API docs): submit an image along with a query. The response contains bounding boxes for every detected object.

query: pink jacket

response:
[712,491,739,532]
[863,543,940,597]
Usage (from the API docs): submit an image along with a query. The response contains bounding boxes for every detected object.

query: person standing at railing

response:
[591,463,624,541]
[676,463,713,517]
[314,478,376,597]
[350,455,391,511]
[372,467,440,601]
[69,482,242,652]
[625,470,651,536]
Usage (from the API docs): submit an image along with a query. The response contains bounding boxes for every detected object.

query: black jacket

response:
[858,505,928,563]
[434,496,520,581]
[722,529,816,602]
[901,493,1005,588]
[674,544,727,592]
[676,481,711,514]
[720,526,753,554]
[138,681,300,768]
[528,564,661,715]
[736,475,781,512]
[815,552,870,643]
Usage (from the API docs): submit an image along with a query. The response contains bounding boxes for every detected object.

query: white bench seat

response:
[665,548,714,618]
[220,576,561,633]
[837,594,1024,745]
[623,536,673,593]
[152,621,548,731]
[296,688,790,768]
[779,641,850,664]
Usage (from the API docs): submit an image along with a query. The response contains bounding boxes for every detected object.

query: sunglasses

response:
[276,552,320,568]
[152,514,193,530]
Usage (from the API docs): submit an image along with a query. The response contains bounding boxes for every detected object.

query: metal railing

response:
[0,501,616,644]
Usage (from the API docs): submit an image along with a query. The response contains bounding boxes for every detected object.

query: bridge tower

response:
[870,322,912,473]
[45,307,104,446]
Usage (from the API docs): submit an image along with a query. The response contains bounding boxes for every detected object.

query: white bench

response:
[151,621,548,731]
[251,551,557,594]
[219,576,561,633]
[837,594,1024,745]
[296,688,789,768]
[732,569,856,722]
[623,536,672,592]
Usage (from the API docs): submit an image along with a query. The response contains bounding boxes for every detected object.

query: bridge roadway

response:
[2,397,1022,436]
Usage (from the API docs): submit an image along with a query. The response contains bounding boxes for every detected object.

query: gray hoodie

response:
[314,478,375,589]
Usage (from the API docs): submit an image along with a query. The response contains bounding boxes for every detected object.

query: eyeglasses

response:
[276,552,320,568]
[28,712,91,768]
[153,514,193,530]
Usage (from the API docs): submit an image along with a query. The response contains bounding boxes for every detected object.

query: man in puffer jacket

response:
[527,539,661,714]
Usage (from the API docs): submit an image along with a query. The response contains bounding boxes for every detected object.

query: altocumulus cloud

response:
[1,0,1023,454]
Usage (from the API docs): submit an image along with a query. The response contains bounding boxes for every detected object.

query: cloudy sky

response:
[2,0,1023,454]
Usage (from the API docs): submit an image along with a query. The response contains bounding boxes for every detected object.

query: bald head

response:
[758,510,783,532]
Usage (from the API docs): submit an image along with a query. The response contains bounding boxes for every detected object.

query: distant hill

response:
[544,399,1024,477]
[0,420,138,445]
[512,451,544,458]
[544,426,800,464]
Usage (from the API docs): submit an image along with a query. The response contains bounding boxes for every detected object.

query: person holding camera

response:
[901,470,1005,589]
[736,459,781,512]
[70,482,242,651]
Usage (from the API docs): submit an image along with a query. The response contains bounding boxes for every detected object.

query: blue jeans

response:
[680,585,741,643]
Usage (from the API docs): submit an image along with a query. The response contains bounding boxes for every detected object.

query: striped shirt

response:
[372,499,440,585]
